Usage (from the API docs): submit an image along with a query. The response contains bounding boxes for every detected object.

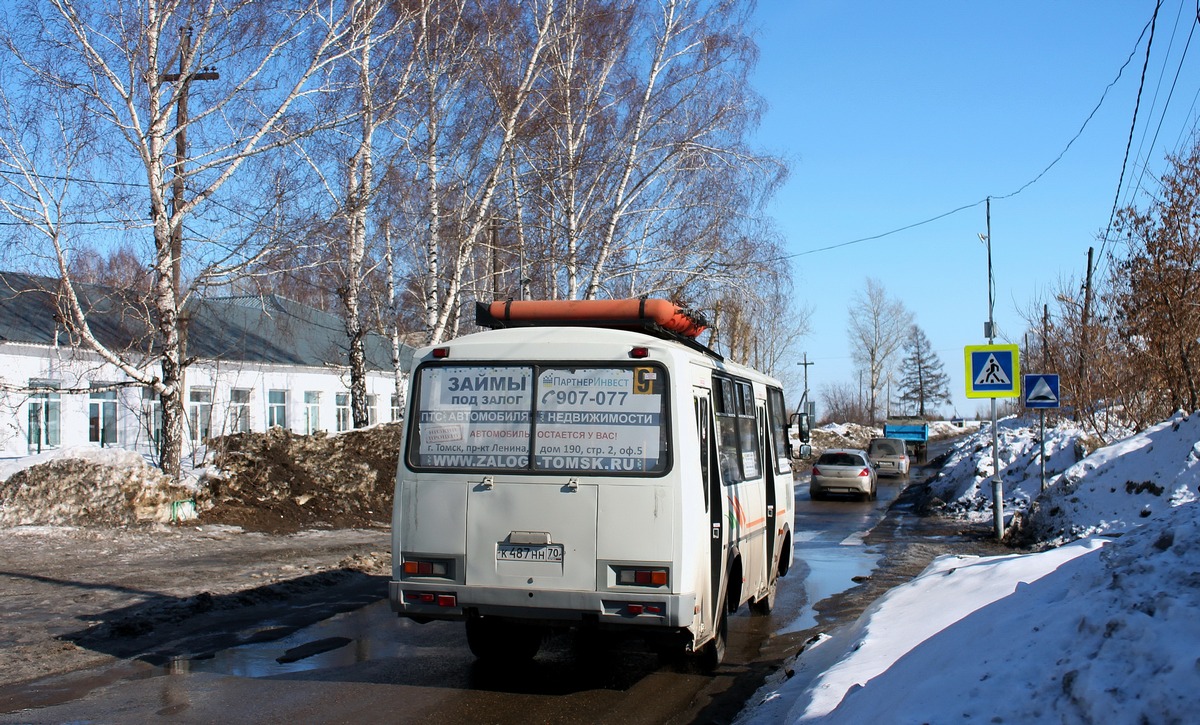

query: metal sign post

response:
[1023,374,1061,492]
[965,343,1021,539]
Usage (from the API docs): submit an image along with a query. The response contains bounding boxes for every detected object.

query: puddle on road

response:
[170,600,406,677]
[779,543,879,634]
[165,487,897,679]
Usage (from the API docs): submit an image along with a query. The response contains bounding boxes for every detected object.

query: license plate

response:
[497,544,564,562]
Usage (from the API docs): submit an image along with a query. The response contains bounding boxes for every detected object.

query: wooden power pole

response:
[160,26,218,303]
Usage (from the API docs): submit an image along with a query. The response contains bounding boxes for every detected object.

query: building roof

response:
[0,271,415,372]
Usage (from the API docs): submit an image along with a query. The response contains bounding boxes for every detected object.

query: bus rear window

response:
[408,364,668,475]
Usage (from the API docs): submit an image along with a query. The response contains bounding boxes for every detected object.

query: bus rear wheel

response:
[697,607,727,672]
[465,617,544,662]
[749,577,777,616]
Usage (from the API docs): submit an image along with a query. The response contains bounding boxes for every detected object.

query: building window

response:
[189,388,213,442]
[303,391,320,434]
[366,394,378,426]
[268,389,288,429]
[230,388,251,433]
[390,394,402,422]
[89,389,118,447]
[27,391,61,453]
[336,393,351,432]
[141,387,162,454]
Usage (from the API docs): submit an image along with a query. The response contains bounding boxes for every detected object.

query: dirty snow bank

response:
[1017,412,1200,544]
[926,415,1097,521]
[0,423,402,531]
[0,448,195,526]
[808,423,880,455]
[746,501,1200,724]
[741,411,1200,724]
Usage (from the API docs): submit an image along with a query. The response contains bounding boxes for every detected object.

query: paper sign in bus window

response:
[534,366,666,473]
[416,365,533,469]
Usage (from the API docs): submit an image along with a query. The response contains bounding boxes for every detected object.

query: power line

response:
[1098,0,1163,268]
[775,11,1156,265]
[1101,0,1197,284]
[0,217,135,227]
[782,199,986,259]
[0,168,144,188]
[1124,0,1192,206]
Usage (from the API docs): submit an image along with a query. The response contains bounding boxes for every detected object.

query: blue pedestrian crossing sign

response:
[964,344,1020,398]
[1023,374,1060,409]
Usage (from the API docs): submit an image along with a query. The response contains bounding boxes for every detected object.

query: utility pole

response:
[798,353,813,406]
[1042,304,1050,367]
[489,215,500,300]
[984,197,1003,540]
[1077,246,1094,422]
[160,26,218,304]
[1040,302,1050,492]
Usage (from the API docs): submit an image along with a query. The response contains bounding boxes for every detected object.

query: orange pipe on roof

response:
[487,299,707,338]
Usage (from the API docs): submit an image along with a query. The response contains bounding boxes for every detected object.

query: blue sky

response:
[748,1,1200,417]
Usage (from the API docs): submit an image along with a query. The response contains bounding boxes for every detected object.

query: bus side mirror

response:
[788,411,812,459]
[791,411,811,443]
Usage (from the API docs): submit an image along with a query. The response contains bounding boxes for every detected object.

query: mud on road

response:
[0,524,390,710]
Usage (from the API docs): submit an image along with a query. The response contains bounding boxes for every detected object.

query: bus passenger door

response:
[695,391,727,644]
[760,408,778,581]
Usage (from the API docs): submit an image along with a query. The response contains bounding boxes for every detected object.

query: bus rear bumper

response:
[390,580,695,630]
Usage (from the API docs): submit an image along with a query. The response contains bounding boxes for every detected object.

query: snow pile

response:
[0,423,403,532]
[745,501,1200,724]
[928,419,981,438]
[1017,412,1200,544]
[742,411,1200,724]
[809,422,880,455]
[925,412,1198,544]
[200,423,401,533]
[0,447,196,526]
[926,416,1090,519]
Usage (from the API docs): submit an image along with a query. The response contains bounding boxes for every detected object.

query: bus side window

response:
[736,381,761,480]
[766,387,789,472]
[713,377,741,484]
[695,395,710,510]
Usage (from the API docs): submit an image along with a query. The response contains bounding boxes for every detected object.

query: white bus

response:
[390,299,801,668]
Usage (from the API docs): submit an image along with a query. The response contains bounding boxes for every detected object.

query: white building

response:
[0,272,415,463]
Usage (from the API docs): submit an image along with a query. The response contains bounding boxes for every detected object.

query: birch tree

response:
[506,0,783,306]
[0,0,364,478]
[577,0,779,301]
[408,0,557,344]
[293,0,425,428]
[848,278,912,424]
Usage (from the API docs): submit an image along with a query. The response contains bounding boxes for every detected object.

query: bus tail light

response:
[616,566,669,587]
[432,347,450,358]
[629,346,649,358]
[403,591,457,607]
[625,602,664,616]
[402,558,450,577]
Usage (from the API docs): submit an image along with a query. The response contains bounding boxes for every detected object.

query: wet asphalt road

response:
[1,443,977,724]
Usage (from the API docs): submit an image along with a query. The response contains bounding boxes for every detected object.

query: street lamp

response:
[981,199,1003,540]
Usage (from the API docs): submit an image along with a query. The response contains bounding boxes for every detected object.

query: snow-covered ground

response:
[742,411,1200,724]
